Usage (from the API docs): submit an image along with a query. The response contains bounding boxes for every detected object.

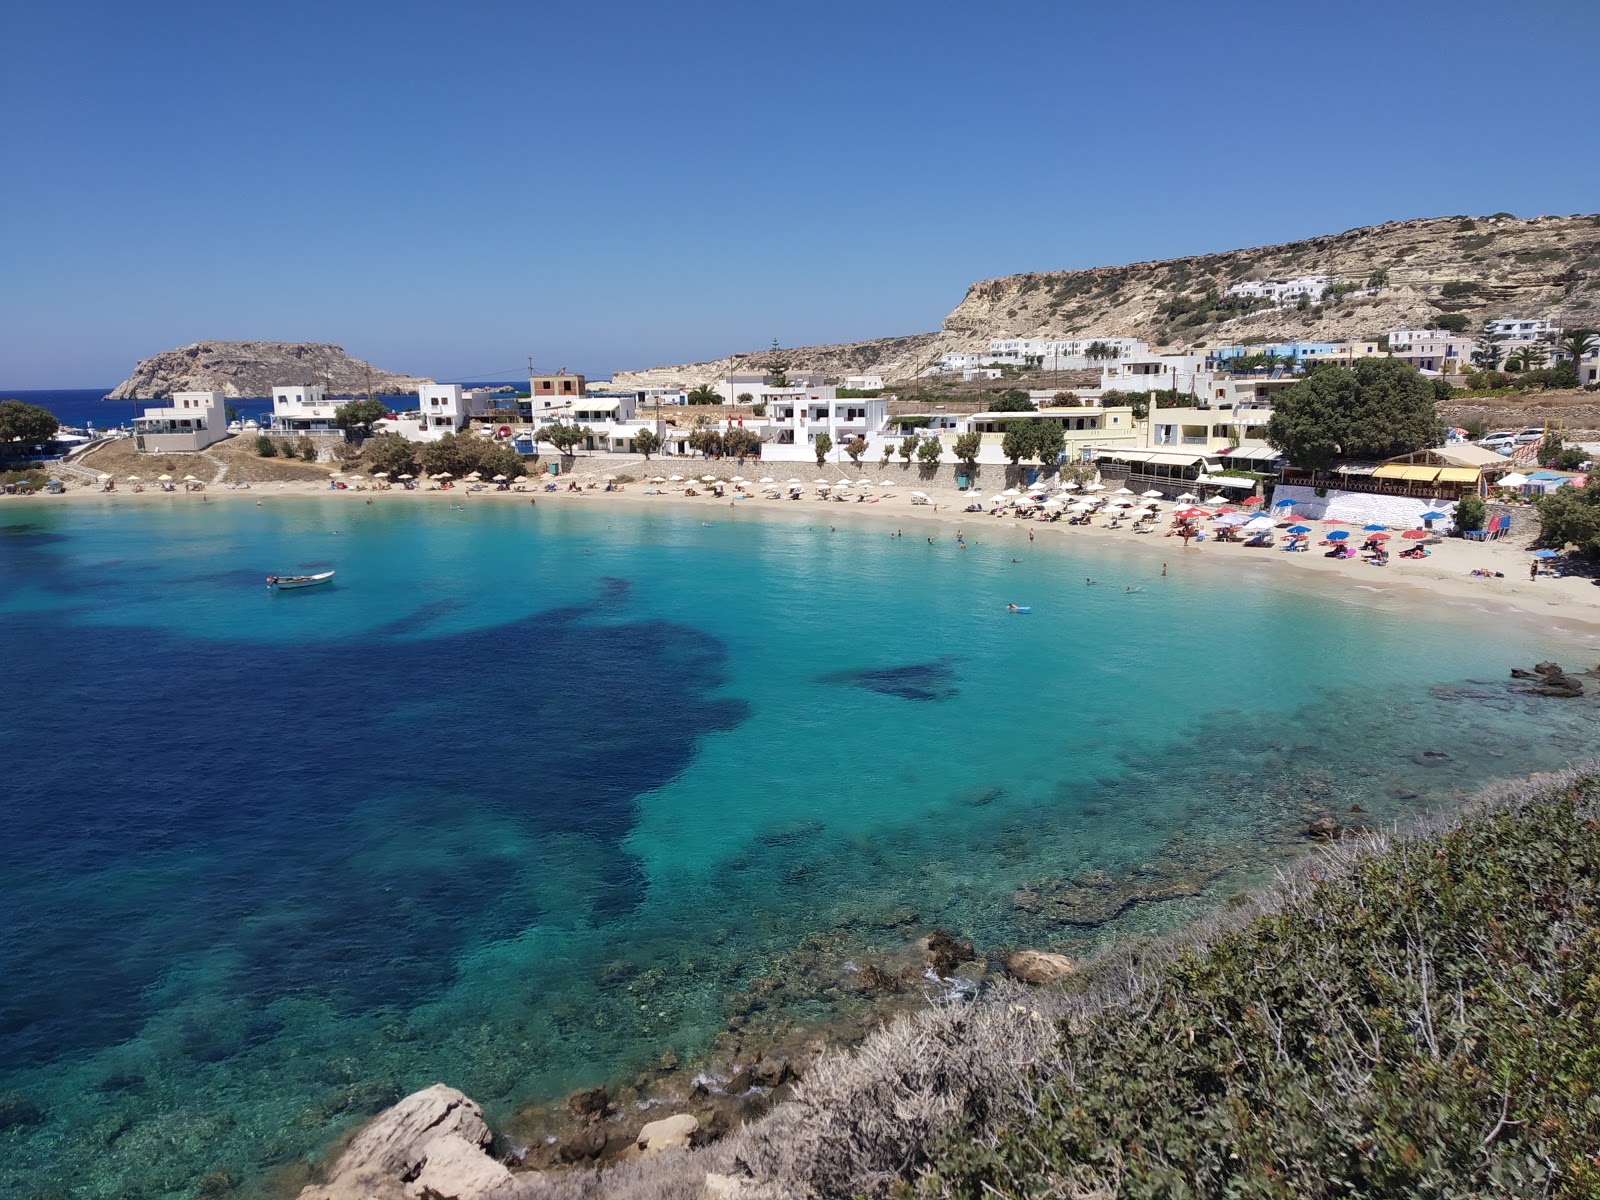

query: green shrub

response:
[278,440,296,458]
[1434,312,1470,333]
[295,436,317,462]
[255,435,277,457]
[1454,493,1486,531]
[918,774,1600,1200]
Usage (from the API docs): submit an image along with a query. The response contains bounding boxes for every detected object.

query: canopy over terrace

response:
[1097,448,1219,491]
[1281,444,1506,501]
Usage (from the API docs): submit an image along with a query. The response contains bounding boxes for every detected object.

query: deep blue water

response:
[1,497,1597,1199]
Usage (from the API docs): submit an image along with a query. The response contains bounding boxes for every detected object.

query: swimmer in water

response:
[1086,577,1094,585]
[1007,603,1020,611]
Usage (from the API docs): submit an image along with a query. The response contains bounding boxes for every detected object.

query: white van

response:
[1478,431,1516,452]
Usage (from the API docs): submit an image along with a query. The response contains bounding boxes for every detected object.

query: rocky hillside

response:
[611,332,939,392]
[616,213,1600,387]
[106,341,432,400]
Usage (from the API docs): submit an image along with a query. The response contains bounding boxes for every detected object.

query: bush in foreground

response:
[913,770,1600,1199]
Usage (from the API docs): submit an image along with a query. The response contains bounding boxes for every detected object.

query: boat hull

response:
[267,571,334,590]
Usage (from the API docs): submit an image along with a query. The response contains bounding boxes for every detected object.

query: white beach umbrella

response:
[878,480,895,488]
[988,494,1007,504]
[1141,489,1163,499]
[814,478,829,485]
[1070,501,1094,512]
[834,479,852,487]
[787,478,802,484]
[1086,482,1106,492]
[127,475,141,482]
[1113,486,1134,495]
[731,475,745,483]
[912,491,930,500]
[398,473,414,480]
[669,474,684,481]
[1002,487,1021,497]
[759,477,774,484]
[701,474,716,482]
[98,473,111,481]
[1043,498,1064,509]
[373,471,389,478]
[493,474,508,482]
[1060,480,1079,490]
[1176,492,1197,501]
[653,476,667,483]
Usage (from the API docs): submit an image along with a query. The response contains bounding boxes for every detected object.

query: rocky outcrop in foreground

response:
[106,341,431,400]
[298,1084,512,1200]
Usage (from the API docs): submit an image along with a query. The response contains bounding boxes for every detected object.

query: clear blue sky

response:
[2,0,1595,388]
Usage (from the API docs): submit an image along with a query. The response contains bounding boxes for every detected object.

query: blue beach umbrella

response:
[1533,549,1560,559]
[1362,523,1386,532]
[1273,498,1296,508]
[1326,530,1350,541]
[1420,510,1447,520]
[1287,524,1311,534]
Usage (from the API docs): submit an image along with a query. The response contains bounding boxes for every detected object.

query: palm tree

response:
[686,384,720,405]
[1558,328,1598,372]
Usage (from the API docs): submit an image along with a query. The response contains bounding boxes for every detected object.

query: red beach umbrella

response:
[1369,532,1392,541]
[1400,529,1428,540]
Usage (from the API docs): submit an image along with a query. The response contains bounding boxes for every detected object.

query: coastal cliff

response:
[613,212,1600,387]
[105,341,432,400]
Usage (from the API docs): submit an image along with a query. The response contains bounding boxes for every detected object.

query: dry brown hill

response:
[613,213,1600,388]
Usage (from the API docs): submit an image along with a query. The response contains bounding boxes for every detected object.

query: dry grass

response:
[79,434,338,484]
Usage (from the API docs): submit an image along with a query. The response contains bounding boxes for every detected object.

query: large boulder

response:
[410,1133,513,1200]
[299,1084,507,1200]
[637,1112,699,1154]
[1003,949,1076,985]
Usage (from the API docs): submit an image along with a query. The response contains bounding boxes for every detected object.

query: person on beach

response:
[1530,561,1538,581]
[1028,529,1034,542]
[1161,563,1168,576]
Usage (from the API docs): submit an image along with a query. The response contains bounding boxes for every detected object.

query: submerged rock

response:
[0,1091,43,1130]
[1307,816,1343,841]
[1003,950,1076,985]
[566,1085,609,1119]
[816,660,958,702]
[926,929,976,975]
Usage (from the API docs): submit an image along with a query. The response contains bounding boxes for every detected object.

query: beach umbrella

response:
[702,474,717,482]
[1176,492,1196,502]
[878,480,895,488]
[1043,498,1064,509]
[653,476,667,483]
[988,494,1007,504]
[1273,497,1296,509]
[98,473,111,481]
[1533,549,1559,559]
[465,471,483,480]
[127,475,141,482]
[1085,482,1106,492]
[813,478,829,485]
[911,490,930,500]
[1369,532,1391,541]
[158,474,172,482]
[1400,530,1427,540]
[182,474,200,482]
[602,473,617,481]
[1002,487,1022,497]
[492,474,508,482]
[731,475,746,483]
[787,478,801,484]
[759,477,774,484]
[1140,489,1163,499]
[834,479,852,487]
[1420,510,1448,520]
[437,472,454,479]
[1362,523,1385,532]
[398,473,414,480]
[1287,524,1311,534]
[669,474,684,481]
[373,471,389,478]
[1326,530,1350,541]
[1112,486,1134,495]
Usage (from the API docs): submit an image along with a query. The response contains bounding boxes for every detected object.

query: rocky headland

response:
[105,341,432,400]
[612,212,1600,388]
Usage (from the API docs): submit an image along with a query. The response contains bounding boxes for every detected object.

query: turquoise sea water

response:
[1,497,1597,1198]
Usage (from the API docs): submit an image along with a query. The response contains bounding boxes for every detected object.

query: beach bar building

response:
[132,390,229,453]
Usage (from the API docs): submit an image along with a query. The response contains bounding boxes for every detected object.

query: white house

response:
[1038,337,1147,371]
[842,374,885,391]
[132,390,229,453]
[1100,353,1206,396]
[933,352,981,373]
[1386,330,1478,374]
[1486,316,1558,342]
[268,385,342,434]
[756,394,890,461]
[1224,275,1329,305]
[377,384,496,442]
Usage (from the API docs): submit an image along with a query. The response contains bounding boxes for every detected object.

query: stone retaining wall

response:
[539,453,1067,492]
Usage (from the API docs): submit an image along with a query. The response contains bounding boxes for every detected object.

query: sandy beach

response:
[25,466,1600,636]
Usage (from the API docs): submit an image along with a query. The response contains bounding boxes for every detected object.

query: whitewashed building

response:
[842,374,885,391]
[1100,353,1206,396]
[377,384,496,442]
[132,390,229,452]
[1224,275,1329,305]
[268,385,342,434]
[1386,330,1478,374]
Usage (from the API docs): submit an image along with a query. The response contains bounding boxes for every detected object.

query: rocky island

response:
[105,340,432,400]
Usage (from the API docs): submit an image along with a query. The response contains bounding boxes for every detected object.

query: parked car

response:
[1513,428,1545,445]
[1478,431,1517,452]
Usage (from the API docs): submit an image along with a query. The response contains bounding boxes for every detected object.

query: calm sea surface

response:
[1,497,1596,1198]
